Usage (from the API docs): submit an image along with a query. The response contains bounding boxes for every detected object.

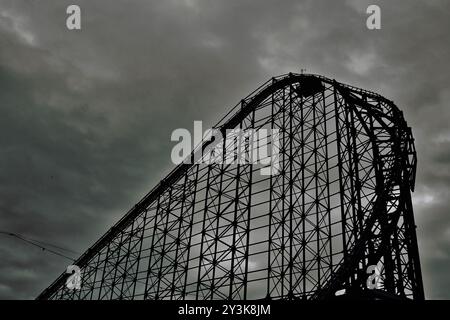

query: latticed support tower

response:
[38,73,424,300]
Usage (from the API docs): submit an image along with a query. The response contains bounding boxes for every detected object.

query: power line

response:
[0,231,78,261]
[23,236,80,255]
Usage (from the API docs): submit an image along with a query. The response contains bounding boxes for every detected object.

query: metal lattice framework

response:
[37,73,424,300]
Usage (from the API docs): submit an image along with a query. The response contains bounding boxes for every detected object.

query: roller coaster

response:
[38,73,424,300]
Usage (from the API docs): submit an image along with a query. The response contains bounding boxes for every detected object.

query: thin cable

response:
[23,237,80,255]
[0,231,77,261]
[0,230,80,254]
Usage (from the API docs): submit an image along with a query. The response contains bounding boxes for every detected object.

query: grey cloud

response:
[0,0,449,299]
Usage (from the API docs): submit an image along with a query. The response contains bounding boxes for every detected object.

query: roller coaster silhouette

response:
[38,73,424,300]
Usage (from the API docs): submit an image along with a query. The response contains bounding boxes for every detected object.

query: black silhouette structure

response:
[38,73,424,300]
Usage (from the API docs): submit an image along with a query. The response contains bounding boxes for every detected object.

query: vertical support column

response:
[333,83,348,289]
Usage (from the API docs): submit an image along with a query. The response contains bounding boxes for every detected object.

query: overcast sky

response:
[0,0,449,299]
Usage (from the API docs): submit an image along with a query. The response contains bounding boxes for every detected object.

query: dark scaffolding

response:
[38,73,424,300]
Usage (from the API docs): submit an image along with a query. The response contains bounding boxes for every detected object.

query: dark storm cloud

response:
[0,0,449,299]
